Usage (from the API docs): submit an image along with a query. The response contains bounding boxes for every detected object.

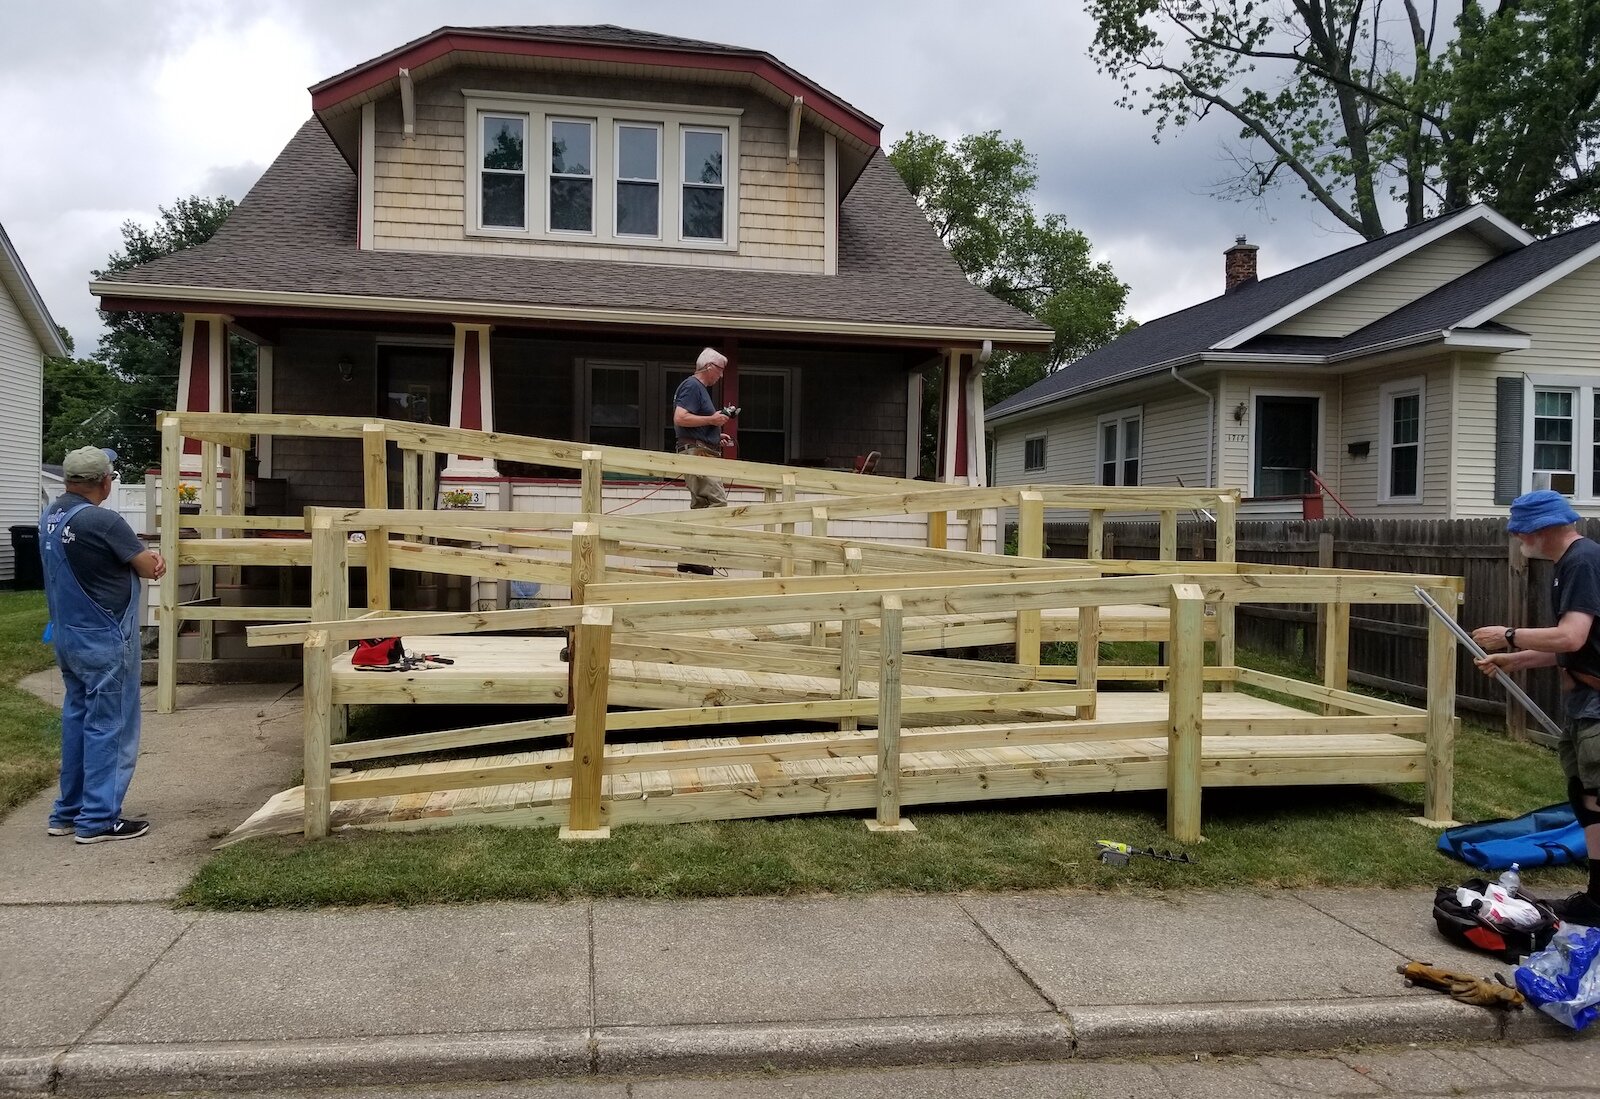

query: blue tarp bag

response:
[1516,925,1600,1030]
[1438,803,1585,870]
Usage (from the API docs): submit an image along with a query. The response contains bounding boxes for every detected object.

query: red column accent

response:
[458,328,482,460]
[951,354,970,480]
[719,339,738,457]
[182,319,211,456]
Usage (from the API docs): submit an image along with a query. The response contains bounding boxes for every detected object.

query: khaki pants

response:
[676,443,727,509]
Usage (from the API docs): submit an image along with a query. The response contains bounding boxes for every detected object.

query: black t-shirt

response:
[45,493,145,617]
[672,375,719,450]
[1553,537,1600,721]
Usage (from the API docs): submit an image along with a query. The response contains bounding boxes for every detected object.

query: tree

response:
[93,196,253,479]
[888,130,1132,431]
[1087,0,1600,239]
[42,328,129,465]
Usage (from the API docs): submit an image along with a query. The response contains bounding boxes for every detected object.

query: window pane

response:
[1535,390,1573,417]
[1535,443,1573,470]
[1101,462,1116,486]
[683,130,724,184]
[740,432,785,464]
[551,121,592,176]
[1123,459,1139,486]
[1122,418,1140,459]
[590,368,640,448]
[1025,438,1045,471]
[618,125,658,180]
[739,373,785,431]
[1391,393,1420,445]
[682,186,725,239]
[616,182,659,236]
[483,116,524,170]
[1390,445,1418,497]
[481,174,525,228]
[550,178,593,232]
[1535,417,1573,443]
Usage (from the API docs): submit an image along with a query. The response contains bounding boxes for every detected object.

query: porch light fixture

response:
[1232,402,1247,422]
[337,356,355,383]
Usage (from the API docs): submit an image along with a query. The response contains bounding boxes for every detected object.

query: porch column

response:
[443,322,496,477]
[174,313,229,475]
[936,349,984,485]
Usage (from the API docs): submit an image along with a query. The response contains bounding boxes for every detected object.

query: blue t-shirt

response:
[1553,537,1600,721]
[672,375,719,450]
[45,493,145,617]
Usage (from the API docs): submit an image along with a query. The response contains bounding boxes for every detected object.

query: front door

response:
[1254,395,1319,496]
[380,346,453,504]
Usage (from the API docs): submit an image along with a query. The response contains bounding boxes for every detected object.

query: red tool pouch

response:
[352,637,406,666]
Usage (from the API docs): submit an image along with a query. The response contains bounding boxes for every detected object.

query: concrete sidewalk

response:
[1,682,1593,1096]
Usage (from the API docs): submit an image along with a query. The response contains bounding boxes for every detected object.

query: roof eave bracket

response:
[788,95,803,163]
[399,67,415,141]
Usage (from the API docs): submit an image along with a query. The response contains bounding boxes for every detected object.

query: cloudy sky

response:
[1,0,1379,355]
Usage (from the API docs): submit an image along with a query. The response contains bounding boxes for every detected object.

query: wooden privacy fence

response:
[1039,516,1564,744]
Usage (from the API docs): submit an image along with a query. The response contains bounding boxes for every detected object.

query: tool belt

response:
[674,441,721,459]
[1563,667,1600,692]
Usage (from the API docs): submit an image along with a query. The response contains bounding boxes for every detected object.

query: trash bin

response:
[9,525,42,590]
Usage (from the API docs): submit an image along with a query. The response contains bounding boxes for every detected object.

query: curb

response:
[4,998,1573,1096]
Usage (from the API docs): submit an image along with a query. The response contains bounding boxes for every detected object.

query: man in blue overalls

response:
[41,446,166,843]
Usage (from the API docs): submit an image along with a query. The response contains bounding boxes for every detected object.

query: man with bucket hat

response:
[1473,489,1600,924]
[39,446,166,843]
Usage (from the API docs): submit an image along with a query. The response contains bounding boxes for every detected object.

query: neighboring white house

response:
[0,222,68,583]
[989,205,1600,519]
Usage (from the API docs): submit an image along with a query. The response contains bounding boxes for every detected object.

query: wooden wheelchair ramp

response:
[227,689,1426,842]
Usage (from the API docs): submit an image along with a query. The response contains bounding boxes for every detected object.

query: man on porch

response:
[672,347,733,575]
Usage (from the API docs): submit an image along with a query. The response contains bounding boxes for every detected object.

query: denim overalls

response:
[41,501,142,834]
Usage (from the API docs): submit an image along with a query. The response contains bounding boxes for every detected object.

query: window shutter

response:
[1494,377,1524,505]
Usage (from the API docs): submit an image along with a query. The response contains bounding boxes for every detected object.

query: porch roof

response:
[92,121,1050,349]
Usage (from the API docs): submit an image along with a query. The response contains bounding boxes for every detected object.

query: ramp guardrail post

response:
[1168,582,1206,843]
[563,605,615,839]
[867,594,913,832]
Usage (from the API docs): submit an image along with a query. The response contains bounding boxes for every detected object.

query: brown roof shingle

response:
[95,120,1049,342]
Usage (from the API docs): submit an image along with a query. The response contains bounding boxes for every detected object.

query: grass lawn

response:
[0,590,61,820]
[180,641,1582,909]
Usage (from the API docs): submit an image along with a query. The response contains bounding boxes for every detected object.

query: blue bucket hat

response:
[1507,489,1581,534]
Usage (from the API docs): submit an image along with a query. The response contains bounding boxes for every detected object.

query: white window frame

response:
[1246,387,1324,498]
[614,121,662,240]
[476,112,529,232]
[1523,374,1591,499]
[1378,376,1425,504]
[463,92,740,251]
[1023,434,1047,473]
[1096,407,1142,487]
[679,126,729,243]
[546,116,596,237]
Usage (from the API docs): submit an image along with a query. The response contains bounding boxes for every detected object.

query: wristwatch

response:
[1506,628,1518,651]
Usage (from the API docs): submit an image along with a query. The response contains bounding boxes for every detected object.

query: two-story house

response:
[91,25,1051,509]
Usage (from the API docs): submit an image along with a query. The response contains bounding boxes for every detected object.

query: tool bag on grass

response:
[352,637,406,667]
[1438,803,1585,870]
[1433,878,1559,964]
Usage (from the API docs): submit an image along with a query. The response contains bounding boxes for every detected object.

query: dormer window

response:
[616,124,661,237]
[464,92,739,250]
[480,115,527,229]
[548,119,594,233]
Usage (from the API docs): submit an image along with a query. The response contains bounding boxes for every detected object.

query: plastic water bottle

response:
[1499,863,1522,895]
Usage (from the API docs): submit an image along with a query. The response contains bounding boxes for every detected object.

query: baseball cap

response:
[62,446,117,482]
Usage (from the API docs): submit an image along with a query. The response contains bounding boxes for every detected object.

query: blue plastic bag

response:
[41,620,52,644]
[1438,803,1585,870]
[1515,925,1600,1030]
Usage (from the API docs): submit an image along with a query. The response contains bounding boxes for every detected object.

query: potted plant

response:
[177,482,201,513]
[440,488,474,509]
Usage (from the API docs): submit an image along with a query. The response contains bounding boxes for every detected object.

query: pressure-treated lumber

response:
[157,417,181,714]
[566,606,614,834]
[870,595,909,831]
[303,630,333,839]
[1167,583,1205,844]
[1423,586,1458,825]
[1016,491,1044,666]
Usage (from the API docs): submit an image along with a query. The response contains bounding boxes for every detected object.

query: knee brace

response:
[1569,776,1600,826]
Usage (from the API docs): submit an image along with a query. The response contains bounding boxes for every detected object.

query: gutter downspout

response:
[1170,366,1214,488]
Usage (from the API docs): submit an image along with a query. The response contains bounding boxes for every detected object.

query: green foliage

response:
[889,131,1132,474]
[1087,0,1600,237]
[93,196,254,479]
[42,329,127,466]
[0,592,63,820]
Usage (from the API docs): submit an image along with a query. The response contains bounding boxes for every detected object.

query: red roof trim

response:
[310,31,881,149]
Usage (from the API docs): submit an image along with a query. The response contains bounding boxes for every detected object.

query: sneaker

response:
[74,819,150,845]
[46,822,73,837]
[1548,892,1600,926]
[677,563,715,576]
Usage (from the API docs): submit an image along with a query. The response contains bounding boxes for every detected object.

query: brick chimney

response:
[1225,236,1259,293]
